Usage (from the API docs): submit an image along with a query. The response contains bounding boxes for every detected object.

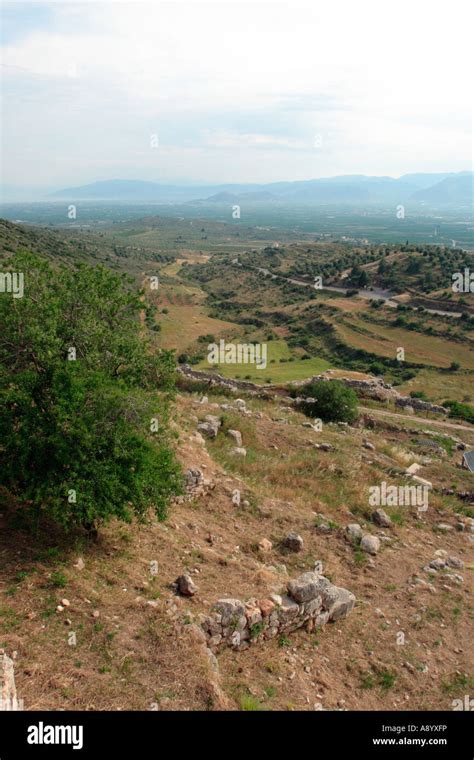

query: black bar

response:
[0,710,471,758]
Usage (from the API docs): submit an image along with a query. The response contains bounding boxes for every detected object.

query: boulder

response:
[360,534,380,555]
[290,575,355,621]
[282,533,303,552]
[325,586,356,621]
[446,556,464,569]
[197,420,219,439]
[229,446,247,457]
[176,574,198,597]
[345,523,363,542]
[227,429,243,447]
[287,572,321,603]
[371,508,392,528]
[205,414,221,426]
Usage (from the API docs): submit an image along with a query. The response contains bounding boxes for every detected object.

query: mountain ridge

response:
[48,172,473,206]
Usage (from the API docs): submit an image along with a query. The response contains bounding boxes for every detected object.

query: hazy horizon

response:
[1,0,472,193]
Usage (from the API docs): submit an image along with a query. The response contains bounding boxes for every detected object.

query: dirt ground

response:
[1,392,472,711]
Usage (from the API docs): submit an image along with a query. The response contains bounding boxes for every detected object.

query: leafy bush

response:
[197,333,215,344]
[410,391,427,400]
[0,252,182,532]
[369,362,385,376]
[443,400,474,424]
[300,380,358,423]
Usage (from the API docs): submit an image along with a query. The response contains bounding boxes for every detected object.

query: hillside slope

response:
[1,387,472,711]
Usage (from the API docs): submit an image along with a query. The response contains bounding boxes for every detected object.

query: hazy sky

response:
[1,0,472,192]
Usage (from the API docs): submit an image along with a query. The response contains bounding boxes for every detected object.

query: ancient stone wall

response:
[200,572,355,652]
[394,396,447,414]
[179,366,448,416]
[177,365,276,394]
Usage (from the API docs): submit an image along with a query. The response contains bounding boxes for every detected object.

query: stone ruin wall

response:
[199,571,355,652]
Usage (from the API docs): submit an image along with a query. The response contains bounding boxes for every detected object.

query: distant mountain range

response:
[50,172,473,206]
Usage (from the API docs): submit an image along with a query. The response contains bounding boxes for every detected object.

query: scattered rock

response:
[74,557,85,571]
[371,508,392,528]
[258,538,273,553]
[316,522,332,534]
[282,533,304,553]
[197,415,221,439]
[229,447,247,457]
[360,534,381,555]
[345,523,363,542]
[176,574,198,597]
[446,556,464,569]
[227,429,243,447]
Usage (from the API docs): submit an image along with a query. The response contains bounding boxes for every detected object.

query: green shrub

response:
[443,399,474,424]
[0,253,182,533]
[300,380,358,423]
[410,391,427,399]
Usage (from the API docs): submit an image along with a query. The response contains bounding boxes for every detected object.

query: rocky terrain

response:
[1,378,472,711]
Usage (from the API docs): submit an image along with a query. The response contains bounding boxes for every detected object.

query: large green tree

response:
[0,252,182,532]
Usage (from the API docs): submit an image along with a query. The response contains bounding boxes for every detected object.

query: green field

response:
[197,339,331,383]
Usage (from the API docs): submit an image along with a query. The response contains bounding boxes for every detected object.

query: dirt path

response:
[359,405,474,432]
[238,262,462,317]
